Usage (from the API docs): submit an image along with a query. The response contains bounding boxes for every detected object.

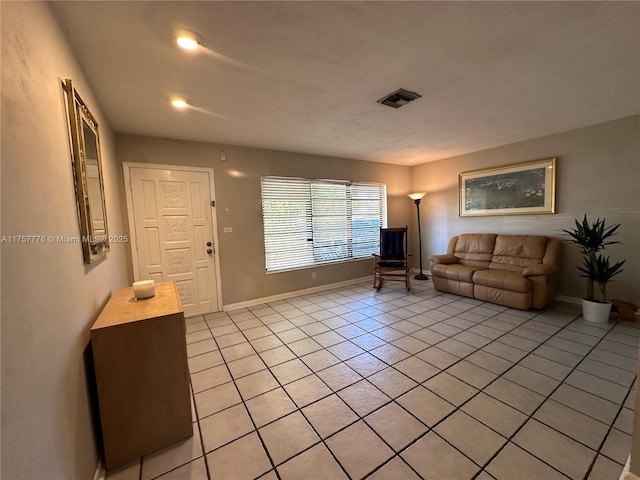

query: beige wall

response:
[2,5,637,478]
[117,116,639,307]
[632,355,640,476]
[1,3,128,479]
[410,115,640,304]
[115,135,413,305]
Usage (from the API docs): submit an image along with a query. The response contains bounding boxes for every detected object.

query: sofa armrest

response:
[522,264,560,277]
[429,254,458,265]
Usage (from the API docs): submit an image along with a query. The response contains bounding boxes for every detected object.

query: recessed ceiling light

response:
[175,30,201,50]
[169,96,190,109]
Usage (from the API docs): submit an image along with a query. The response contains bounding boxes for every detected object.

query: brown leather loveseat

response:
[429,234,563,310]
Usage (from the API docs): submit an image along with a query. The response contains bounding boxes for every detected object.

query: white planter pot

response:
[582,299,612,323]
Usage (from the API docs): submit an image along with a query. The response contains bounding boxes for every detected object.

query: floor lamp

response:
[407,192,429,280]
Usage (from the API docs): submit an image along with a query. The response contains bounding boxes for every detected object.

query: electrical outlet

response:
[312,272,316,279]
[223,227,233,233]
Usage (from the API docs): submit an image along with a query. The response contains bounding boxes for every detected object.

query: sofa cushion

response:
[474,285,531,310]
[453,234,497,268]
[432,263,482,283]
[523,264,561,277]
[489,235,548,272]
[472,269,531,293]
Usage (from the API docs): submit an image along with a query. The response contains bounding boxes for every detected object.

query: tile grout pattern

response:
[106,280,638,480]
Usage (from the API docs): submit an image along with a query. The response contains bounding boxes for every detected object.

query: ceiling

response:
[49,1,640,166]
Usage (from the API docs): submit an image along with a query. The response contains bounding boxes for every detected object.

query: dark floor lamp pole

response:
[407,192,429,280]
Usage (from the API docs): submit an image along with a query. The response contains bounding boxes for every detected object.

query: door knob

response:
[207,248,213,254]
[206,241,212,247]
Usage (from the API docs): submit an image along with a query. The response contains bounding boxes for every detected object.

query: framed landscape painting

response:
[459,158,556,217]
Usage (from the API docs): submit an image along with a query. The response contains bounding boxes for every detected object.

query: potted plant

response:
[562,215,625,323]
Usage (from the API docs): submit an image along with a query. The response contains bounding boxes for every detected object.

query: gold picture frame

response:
[64,79,110,263]
[459,158,556,217]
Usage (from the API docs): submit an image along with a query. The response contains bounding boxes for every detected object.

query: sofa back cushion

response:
[490,235,548,271]
[450,234,497,268]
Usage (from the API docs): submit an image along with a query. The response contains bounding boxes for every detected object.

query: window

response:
[261,176,387,272]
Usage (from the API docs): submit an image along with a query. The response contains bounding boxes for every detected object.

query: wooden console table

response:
[91,281,192,470]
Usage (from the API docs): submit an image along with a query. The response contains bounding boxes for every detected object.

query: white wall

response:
[1,3,128,479]
[410,115,640,304]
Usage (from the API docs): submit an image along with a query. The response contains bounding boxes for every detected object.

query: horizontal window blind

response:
[261,176,387,272]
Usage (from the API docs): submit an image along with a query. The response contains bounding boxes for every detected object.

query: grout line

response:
[218,283,438,476]
[226,288,616,463]
[228,311,352,478]
[196,315,217,480]
[346,288,630,477]
[182,282,635,480]
[211,314,283,480]
[583,386,634,479]
[470,314,623,479]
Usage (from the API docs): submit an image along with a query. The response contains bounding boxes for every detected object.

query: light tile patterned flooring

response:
[107,280,638,480]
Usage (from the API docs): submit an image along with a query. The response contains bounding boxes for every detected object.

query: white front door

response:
[124,164,221,317]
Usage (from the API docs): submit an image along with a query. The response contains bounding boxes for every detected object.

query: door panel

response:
[128,167,219,316]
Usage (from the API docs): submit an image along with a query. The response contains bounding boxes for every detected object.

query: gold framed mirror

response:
[64,79,110,263]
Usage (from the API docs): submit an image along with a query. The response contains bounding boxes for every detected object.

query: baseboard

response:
[620,456,639,480]
[556,295,640,320]
[410,268,432,276]
[556,294,581,305]
[93,458,106,480]
[223,276,372,311]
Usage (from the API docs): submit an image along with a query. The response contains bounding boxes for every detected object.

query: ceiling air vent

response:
[377,88,421,108]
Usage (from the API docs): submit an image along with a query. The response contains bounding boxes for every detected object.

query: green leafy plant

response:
[578,254,625,302]
[562,215,624,302]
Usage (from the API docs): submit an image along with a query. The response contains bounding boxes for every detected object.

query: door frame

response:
[123,162,223,313]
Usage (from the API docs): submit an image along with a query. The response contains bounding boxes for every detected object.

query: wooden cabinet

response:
[91,281,192,470]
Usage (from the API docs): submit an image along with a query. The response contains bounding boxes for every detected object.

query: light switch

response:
[224,227,233,233]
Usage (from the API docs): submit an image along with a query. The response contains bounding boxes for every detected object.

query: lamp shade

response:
[407,192,426,201]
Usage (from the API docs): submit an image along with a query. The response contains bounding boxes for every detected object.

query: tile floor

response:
[106,279,638,480]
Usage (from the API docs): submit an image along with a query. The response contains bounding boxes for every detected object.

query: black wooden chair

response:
[373,226,411,290]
